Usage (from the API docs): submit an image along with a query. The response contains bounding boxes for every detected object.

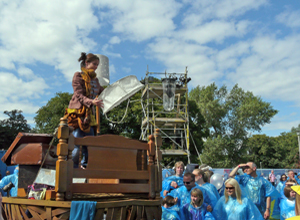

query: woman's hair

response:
[174,161,185,171]
[224,178,242,204]
[204,171,213,182]
[284,186,295,199]
[193,169,209,183]
[162,195,176,207]
[191,188,203,206]
[296,193,300,215]
[78,52,99,67]
[199,164,210,171]
[280,174,287,181]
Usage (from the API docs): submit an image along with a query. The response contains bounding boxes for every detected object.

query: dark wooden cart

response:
[1,118,162,219]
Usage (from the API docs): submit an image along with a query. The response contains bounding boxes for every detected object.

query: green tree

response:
[0,110,31,149]
[189,83,278,167]
[34,92,72,134]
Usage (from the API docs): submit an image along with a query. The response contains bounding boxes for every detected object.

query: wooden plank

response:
[2,197,71,208]
[12,204,23,220]
[106,208,114,220]
[7,203,12,220]
[51,208,70,217]
[136,206,143,220]
[94,208,104,219]
[129,206,137,220]
[74,135,148,150]
[28,208,43,220]
[87,179,119,184]
[120,206,127,220]
[46,207,52,220]
[19,205,30,220]
[56,211,69,219]
[148,164,156,199]
[145,206,154,220]
[73,169,149,179]
[28,205,45,214]
[11,204,17,220]
[87,148,138,171]
[72,183,149,194]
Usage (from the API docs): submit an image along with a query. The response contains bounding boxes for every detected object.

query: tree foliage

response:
[0,110,31,149]
[189,83,278,167]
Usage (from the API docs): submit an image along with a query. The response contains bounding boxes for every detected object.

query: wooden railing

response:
[55,118,162,201]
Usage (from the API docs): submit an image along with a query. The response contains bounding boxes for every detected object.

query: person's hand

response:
[163,190,169,196]
[264,209,270,219]
[170,181,178,188]
[207,205,212,212]
[238,163,248,168]
[92,99,104,108]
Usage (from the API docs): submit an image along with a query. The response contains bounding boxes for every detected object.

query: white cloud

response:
[276,9,300,28]
[122,67,131,73]
[109,36,121,44]
[96,0,181,42]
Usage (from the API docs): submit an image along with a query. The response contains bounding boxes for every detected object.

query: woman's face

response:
[225,183,236,197]
[175,165,184,176]
[191,194,201,206]
[86,60,99,71]
[290,190,296,199]
[282,175,287,181]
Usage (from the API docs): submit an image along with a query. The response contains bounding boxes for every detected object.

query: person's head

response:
[271,170,274,174]
[224,178,242,204]
[183,172,196,191]
[78,52,99,71]
[162,195,176,208]
[174,161,185,176]
[284,186,296,200]
[204,170,214,182]
[245,162,257,176]
[199,164,210,171]
[288,170,295,179]
[280,174,287,182]
[190,188,203,207]
[192,169,208,183]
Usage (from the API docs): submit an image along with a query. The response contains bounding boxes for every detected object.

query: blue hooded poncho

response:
[212,196,264,220]
[181,202,215,220]
[279,198,295,220]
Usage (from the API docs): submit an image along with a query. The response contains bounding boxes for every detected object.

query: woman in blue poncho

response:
[280,186,296,219]
[161,161,185,198]
[181,188,215,220]
[212,178,264,220]
[277,174,288,193]
[193,169,220,200]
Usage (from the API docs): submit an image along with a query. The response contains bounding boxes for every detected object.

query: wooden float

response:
[1,117,163,220]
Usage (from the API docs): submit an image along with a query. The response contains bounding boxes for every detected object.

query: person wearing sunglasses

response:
[229,162,280,219]
[168,172,218,212]
[277,174,288,193]
[212,178,263,220]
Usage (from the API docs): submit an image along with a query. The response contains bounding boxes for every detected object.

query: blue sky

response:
[0,0,300,137]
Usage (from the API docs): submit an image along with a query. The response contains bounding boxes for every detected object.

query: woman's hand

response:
[92,99,104,108]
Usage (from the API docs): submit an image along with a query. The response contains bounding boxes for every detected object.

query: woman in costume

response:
[280,186,296,219]
[193,169,220,200]
[212,178,263,220]
[66,52,104,168]
[161,161,185,198]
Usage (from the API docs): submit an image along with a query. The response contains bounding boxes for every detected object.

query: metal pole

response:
[297,131,300,162]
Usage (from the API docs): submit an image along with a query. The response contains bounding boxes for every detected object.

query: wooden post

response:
[154,129,162,196]
[96,106,100,135]
[55,118,70,201]
[148,135,156,199]
[65,131,75,200]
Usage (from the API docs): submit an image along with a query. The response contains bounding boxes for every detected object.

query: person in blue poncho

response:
[212,178,264,220]
[181,188,215,220]
[0,167,19,197]
[168,172,218,210]
[193,169,220,200]
[280,186,296,219]
[277,174,288,193]
[287,170,300,185]
[229,162,280,219]
[161,161,185,198]
[161,195,180,220]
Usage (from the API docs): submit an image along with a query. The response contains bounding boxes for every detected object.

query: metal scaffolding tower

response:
[140,67,191,163]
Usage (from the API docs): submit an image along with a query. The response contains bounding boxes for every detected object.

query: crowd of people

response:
[161,161,300,220]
